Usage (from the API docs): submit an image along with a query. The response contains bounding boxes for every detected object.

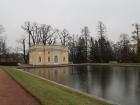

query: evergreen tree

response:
[90,37,94,61]
[90,38,100,62]
[81,26,90,62]
[97,21,106,62]
[115,33,133,62]
[75,37,86,63]
[132,23,140,62]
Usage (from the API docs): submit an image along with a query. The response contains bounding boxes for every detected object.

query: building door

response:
[54,56,58,63]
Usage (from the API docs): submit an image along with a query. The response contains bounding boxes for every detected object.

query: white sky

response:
[0,0,140,47]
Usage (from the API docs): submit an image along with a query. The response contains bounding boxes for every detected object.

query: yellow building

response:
[29,45,69,65]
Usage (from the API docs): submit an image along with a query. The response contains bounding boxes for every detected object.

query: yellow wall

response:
[29,45,69,65]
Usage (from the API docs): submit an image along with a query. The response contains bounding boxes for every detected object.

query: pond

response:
[24,65,140,105]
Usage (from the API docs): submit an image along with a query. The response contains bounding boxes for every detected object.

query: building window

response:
[38,56,41,63]
[54,56,58,63]
[48,57,50,62]
[63,57,65,62]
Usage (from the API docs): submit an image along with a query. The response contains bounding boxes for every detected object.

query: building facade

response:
[29,45,69,65]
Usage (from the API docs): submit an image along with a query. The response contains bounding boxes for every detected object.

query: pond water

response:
[24,65,140,105]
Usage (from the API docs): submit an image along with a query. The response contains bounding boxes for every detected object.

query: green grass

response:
[1,66,110,105]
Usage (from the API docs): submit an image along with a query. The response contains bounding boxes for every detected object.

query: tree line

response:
[18,21,140,63]
[0,25,21,64]
[0,25,7,62]
[1,21,140,64]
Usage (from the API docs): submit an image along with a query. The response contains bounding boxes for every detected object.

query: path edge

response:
[1,68,42,105]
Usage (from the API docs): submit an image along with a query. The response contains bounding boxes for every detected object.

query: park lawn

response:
[2,67,109,105]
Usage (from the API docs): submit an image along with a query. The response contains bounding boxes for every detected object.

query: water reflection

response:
[24,66,140,105]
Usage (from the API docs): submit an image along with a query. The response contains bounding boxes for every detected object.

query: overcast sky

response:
[0,0,140,47]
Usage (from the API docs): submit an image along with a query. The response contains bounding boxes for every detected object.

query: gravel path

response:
[0,69,40,105]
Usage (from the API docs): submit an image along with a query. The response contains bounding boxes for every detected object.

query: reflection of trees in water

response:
[113,67,140,105]
[69,65,89,92]
[135,69,140,104]
[122,67,134,95]
[88,66,113,98]
[70,65,88,75]
[70,65,113,95]
[112,67,140,97]
[133,68,140,94]
[24,66,140,105]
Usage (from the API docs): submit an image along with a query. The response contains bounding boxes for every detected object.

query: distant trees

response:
[0,25,6,61]
[59,29,72,46]
[69,23,114,63]
[89,22,136,63]
[89,21,114,63]
[0,25,10,62]
[21,22,59,46]
[0,35,7,62]
[17,36,27,63]
[90,37,99,62]
[21,21,73,63]
[132,23,140,62]
[97,21,106,62]
[21,22,32,48]
[119,33,131,62]
[39,24,58,45]
[0,25,5,34]
[81,26,90,62]
[75,37,86,63]
[89,38,114,63]
[114,34,132,62]
[68,34,77,63]
[20,21,140,64]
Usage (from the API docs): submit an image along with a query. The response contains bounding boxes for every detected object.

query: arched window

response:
[54,56,58,63]
[38,56,42,63]
[63,57,65,62]
[48,57,50,62]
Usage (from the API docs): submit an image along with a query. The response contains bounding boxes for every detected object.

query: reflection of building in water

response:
[29,45,69,65]
[28,67,69,84]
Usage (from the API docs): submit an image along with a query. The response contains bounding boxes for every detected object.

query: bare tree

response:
[21,21,33,47]
[113,33,134,62]
[59,29,72,46]
[22,22,58,46]
[97,21,107,62]
[69,34,79,63]
[0,25,5,35]
[47,33,57,45]
[0,25,7,62]
[39,24,58,45]
[81,26,90,61]
[132,23,140,62]
[17,36,27,63]
[97,21,106,39]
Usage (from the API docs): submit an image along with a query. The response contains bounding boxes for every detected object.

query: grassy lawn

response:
[1,66,110,105]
